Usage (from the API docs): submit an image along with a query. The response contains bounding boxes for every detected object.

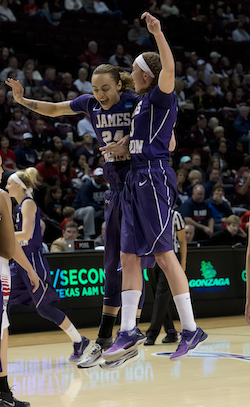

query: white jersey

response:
[172,210,185,253]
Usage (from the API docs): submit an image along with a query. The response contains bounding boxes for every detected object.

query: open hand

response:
[5,78,24,104]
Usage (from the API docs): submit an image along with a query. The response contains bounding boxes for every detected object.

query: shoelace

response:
[174,330,191,351]
[88,343,101,356]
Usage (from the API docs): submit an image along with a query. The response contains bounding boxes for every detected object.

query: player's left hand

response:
[100,142,129,159]
[141,12,161,36]
[245,299,250,324]
[28,270,40,293]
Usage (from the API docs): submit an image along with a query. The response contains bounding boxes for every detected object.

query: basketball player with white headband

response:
[101,12,208,363]
[6,167,90,364]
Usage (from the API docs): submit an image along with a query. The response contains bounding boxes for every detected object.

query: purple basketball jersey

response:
[15,197,43,254]
[121,86,178,256]
[70,91,141,185]
[129,86,177,163]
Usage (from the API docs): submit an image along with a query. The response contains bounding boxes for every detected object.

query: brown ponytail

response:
[138,52,162,94]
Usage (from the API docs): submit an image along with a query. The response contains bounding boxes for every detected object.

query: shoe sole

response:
[77,356,104,369]
[103,337,146,361]
[170,332,208,361]
[99,351,140,370]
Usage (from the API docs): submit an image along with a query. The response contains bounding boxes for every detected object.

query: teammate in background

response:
[0,157,40,407]
[145,211,187,346]
[6,167,90,361]
[5,73,147,369]
[101,12,207,363]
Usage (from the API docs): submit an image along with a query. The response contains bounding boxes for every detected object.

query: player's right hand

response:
[5,78,24,104]
[28,270,40,293]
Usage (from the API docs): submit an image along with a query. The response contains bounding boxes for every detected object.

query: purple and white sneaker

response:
[69,336,90,361]
[170,326,208,361]
[103,327,146,361]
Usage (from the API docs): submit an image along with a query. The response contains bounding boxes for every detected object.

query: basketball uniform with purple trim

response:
[9,198,59,308]
[121,86,178,256]
[70,92,151,307]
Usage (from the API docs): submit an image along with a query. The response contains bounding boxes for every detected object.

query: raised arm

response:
[141,12,175,94]
[5,79,76,117]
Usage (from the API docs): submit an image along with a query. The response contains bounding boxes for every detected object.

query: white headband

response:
[10,173,33,198]
[135,54,155,78]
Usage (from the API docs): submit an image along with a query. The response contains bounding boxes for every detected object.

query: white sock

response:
[173,292,196,332]
[65,323,82,343]
[120,290,141,332]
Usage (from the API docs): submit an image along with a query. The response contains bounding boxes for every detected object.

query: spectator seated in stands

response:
[204,51,223,86]
[14,132,39,169]
[45,185,63,223]
[77,117,96,141]
[160,0,180,19]
[232,22,250,42]
[50,136,71,165]
[94,221,105,248]
[73,154,91,186]
[6,107,32,149]
[108,44,132,72]
[0,0,16,22]
[80,41,104,73]
[175,168,188,205]
[23,68,42,98]
[61,206,75,230]
[179,184,214,241]
[50,221,79,252]
[185,224,195,243]
[52,117,76,151]
[188,114,210,150]
[127,18,152,46]
[76,132,97,167]
[24,0,56,25]
[204,168,221,198]
[60,72,79,98]
[0,47,9,70]
[57,152,78,192]
[179,155,192,173]
[72,167,108,239]
[22,59,43,82]
[0,135,17,173]
[0,89,11,133]
[35,150,59,187]
[175,79,194,111]
[0,56,25,84]
[207,215,246,246]
[32,118,52,157]
[40,67,64,99]
[209,126,227,155]
[234,106,250,153]
[190,152,205,182]
[205,183,233,230]
[186,170,203,197]
[73,68,93,94]
[93,0,123,23]
[235,166,250,208]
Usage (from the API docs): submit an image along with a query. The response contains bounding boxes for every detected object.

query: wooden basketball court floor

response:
[7,315,250,407]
